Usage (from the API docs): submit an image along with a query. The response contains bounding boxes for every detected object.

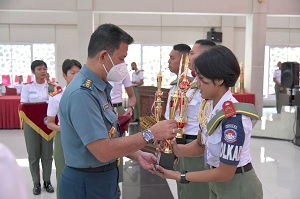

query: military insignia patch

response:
[81,79,93,90]
[222,101,236,118]
[103,103,109,111]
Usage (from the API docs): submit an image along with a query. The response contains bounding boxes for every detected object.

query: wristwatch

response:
[129,106,134,110]
[142,129,154,144]
[180,171,190,184]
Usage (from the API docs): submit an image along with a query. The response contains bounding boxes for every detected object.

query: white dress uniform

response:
[273,69,281,83]
[109,73,132,105]
[165,77,200,136]
[14,83,24,94]
[131,70,143,85]
[20,80,49,103]
[202,90,252,167]
[47,86,65,124]
[164,76,209,199]
[201,90,263,199]
[47,86,65,197]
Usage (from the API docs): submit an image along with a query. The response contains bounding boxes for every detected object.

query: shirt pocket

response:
[207,129,222,157]
[29,91,39,100]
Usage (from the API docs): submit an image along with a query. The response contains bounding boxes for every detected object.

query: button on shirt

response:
[204,90,252,168]
[20,80,49,103]
[59,65,119,168]
[165,77,201,136]
[109,73,132,104]
[273,69,281,83]
[47,87,65,125]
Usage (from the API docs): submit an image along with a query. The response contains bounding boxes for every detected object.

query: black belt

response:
[209,162,253,174]
[68,161,117,173]
[184,134,197,140]
[113,102,122,107]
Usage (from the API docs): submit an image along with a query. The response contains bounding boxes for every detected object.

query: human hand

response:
[279,87,284,92]
[124,107,133,116]
[149,164,180,181]
[137,151,157,170]
[150,119,178,141]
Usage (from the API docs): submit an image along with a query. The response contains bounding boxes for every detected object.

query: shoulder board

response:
[206,102,260,136]
[50,88,63,97]
[81,78,93,90]
[170,79,177,86]
[48,81,56,86]
[24,81,33,85]
[189,82,198,89]
[187,76,194,82]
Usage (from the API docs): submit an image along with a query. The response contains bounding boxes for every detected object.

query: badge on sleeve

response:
[222,101,236,118]
[109,126,116,138]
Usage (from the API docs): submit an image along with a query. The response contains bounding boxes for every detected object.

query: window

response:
[0,43,55,85]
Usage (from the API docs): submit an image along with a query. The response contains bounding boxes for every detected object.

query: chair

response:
[5,87,17,95]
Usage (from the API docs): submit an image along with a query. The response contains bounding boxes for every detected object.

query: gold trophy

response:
[155,71,175,169]
[176,54,190,144]
[239,63,245,94]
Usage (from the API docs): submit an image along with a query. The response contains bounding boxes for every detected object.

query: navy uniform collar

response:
[80,65,112,93]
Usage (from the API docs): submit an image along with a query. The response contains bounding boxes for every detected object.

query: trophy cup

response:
[176,54,190,144]
[155,72,176,170]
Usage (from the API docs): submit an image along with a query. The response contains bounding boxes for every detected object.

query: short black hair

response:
[31,60,47,72]
[195,39,216,47]
[62,59,82,75]
[88,23,134,58]
[173,44,191,54]
[194,45,240,88]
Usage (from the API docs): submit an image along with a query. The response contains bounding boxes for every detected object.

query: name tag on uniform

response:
[103,103,109,111]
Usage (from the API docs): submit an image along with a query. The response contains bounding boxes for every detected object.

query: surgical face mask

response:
[102,54,128,82]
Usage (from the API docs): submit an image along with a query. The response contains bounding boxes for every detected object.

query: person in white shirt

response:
[47,59,81,198]
[131,62,143,122]
[152,45,263,199]
[109,73,136,116]
[273,61,286,113]
[164,41,215,199]
[14,75,24,94]
[20,60,56,195]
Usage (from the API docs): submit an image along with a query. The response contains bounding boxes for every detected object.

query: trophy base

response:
[176,137,186,144]
[157,152,175,170]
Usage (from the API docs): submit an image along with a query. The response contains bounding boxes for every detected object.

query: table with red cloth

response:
[0,95,132,133]
[0,95,20,129]
[233,93,255,105]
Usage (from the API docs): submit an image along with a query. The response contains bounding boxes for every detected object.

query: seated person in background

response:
[14,75,24,94]
[0,84,6,95]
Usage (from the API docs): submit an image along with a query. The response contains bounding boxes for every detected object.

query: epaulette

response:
[81,78,93,90]
[206,102,260,136]
[189,82,198,89]
[187,76,194,82]
[48,81,56,86]
[50,87,63,97]
[170,79,179,86]
[24,81,33,85]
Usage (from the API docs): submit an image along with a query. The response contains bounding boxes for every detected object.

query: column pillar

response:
[244,0,267,116]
